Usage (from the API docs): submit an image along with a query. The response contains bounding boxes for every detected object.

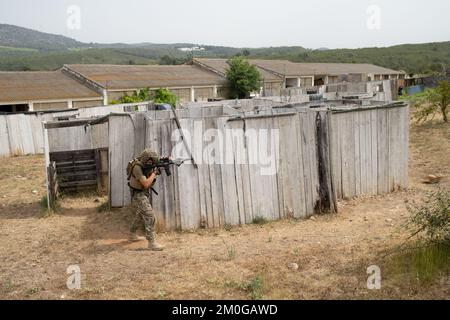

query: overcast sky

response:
[0,0,449,48]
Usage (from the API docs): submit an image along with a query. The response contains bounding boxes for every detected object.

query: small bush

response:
[406,189,450,244]
[245,276,264,300]
[253,216,268,225]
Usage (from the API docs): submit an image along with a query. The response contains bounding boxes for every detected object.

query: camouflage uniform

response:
[130,188,156,242]
[129,149,159,243]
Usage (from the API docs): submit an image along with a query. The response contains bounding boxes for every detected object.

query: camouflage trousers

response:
[130,189,156,242]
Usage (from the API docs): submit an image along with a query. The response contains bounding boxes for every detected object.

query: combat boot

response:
[148,240,164,251]
[128,233,146,242]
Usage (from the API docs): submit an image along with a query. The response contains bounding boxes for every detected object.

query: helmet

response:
[138,148,160,164]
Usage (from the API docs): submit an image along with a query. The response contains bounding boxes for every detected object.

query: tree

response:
[111,88,177,107]
[152,88,178,107]
[226,57,262,99]
[412,81,450,123]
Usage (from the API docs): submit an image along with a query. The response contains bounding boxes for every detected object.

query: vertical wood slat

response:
[299,112,314,214]
[377,108,389,194]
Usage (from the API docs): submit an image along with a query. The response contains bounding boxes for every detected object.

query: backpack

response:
[126,159,143,181]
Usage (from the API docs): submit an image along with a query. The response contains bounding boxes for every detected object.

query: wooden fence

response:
[108,102,408,231]
[0,102,151,157]
[329,105,409,199]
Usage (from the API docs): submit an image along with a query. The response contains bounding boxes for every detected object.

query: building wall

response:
[217,86,229,99]
[169,88,192,102]
[72,100,103,109]
[194,87,214,102]
[33,101,68,111]
[263,81,283,97]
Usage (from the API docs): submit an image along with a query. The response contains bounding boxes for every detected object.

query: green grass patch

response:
[384,242,450,285]
[224,276,264,300]
[39,195,60,217]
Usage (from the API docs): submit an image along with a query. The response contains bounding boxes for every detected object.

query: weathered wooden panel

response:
[377,108,389,194]
[0,116,11,156]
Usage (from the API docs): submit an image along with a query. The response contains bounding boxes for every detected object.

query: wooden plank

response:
[0,116,11,156]
[122,116,135,206]
[204,117,225,227]
[199,118,214,229]
[219,118,241,225]
[308,111,320,210]
[377,108,389,194]
[354,111,361,196]
[228,120,247,225]
[360,110,369,195]
[6,115,23,156]
[177,118,201,230]
[150,119,165,229]
[299,112,313,214]
[293,113,308,217]
[29,114,45,154]
[315,111,337,213]
[193,118,209,228]
[109,116,124,207]
[328,112,340,201]
[340,112,353,199]
[240,119,254,224]
[267,116,280,221]
[370,109,379,195]
[245,118,264,221]
[169,119,182,230]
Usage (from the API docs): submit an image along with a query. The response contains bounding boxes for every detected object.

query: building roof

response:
[0,70,102,104]
[251,60,404,77]
[65,64,226,90]
[193,58,283,82]
[195,58,403,78]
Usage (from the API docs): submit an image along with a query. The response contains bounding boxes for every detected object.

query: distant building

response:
[0,70,103,113]
[62,64,227,104]
[193,58,406,92]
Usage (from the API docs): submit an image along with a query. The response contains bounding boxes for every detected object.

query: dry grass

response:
[0,117,449,300]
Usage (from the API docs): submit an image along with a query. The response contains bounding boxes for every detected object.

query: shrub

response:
[406,189,450,244]
[409,81,450,123]
[252,216,268,225]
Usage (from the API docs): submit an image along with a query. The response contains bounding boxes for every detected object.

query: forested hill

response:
[0,24,448,75]
[0,24,85,50]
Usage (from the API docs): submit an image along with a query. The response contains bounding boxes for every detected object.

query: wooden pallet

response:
[49,148,108,194]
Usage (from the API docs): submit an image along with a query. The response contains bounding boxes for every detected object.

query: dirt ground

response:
[0,117,449,300]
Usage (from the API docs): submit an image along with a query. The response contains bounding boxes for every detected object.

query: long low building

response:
[62,64,227,104]
[193,58,405,91]
[0,70,103,112]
